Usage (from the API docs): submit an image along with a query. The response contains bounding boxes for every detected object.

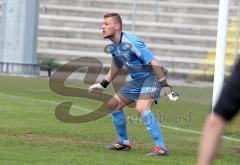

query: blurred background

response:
[0,0,240,80]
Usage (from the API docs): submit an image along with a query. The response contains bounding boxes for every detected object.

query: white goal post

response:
[212,0,230,111]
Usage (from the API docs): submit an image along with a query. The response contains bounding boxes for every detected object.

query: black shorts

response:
[214,60,240,121]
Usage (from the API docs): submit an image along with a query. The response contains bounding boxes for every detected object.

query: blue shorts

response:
[119,73,162,103]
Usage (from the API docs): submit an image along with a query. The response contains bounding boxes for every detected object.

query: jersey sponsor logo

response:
[104,42,132,54]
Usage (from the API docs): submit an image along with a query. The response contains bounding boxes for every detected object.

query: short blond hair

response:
[104,13,122,29]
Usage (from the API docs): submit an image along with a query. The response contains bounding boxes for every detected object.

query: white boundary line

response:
[0,92,239,142]
[160,124,240,142]
[0,92,90,112]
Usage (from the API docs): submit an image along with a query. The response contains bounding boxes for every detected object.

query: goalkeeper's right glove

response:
[88,79,109,97]
[88,83,104,97]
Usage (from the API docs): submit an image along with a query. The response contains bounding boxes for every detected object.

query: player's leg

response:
[136,97,168,156]
[106,93,134,150]
[136,74,168,156]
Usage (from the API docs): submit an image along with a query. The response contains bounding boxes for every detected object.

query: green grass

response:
[0,76,239,165]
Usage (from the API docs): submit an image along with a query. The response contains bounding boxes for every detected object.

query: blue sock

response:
[142,110,165,148]
[112,110,129,145]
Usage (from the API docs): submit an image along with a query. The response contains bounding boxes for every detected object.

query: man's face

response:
[102,17,116,38]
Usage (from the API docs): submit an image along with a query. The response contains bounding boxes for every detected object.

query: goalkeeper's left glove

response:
[167,91,179,102]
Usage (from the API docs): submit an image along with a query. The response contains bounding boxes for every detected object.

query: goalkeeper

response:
[88,13,178,156]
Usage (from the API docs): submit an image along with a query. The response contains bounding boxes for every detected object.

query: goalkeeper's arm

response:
[150,59,178,101]
[151,59,167,86]
[88,60,121,96]
[104,60,122,84]
[150,59,167,86]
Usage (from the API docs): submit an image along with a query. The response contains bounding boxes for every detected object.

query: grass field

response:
[0,75,239,165]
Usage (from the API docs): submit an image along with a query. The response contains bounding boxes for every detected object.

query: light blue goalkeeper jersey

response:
[108,32,155,82]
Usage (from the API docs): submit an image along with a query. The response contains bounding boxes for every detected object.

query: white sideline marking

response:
[160,124,240,142]
[0,92,90,112]
[0,92,239,142]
